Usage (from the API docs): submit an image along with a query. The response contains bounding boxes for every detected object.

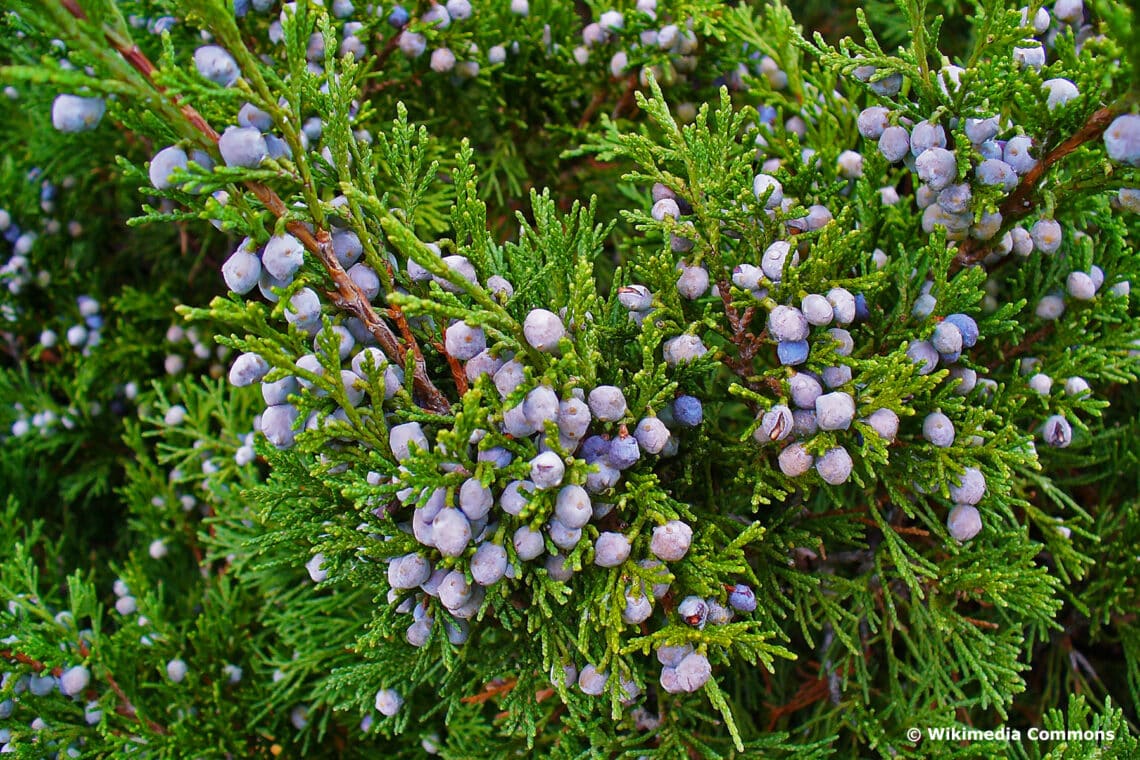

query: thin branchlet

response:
[954,104,1130,270]
[53,0,452,414]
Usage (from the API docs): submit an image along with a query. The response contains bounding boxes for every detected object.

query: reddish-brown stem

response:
[461,677,518,704]
[187,528,205,567]
[374,256,447,412]
[853,516,930,537]
[986,323,1055,371]
[104,668,169,735]
[715,279,774,399]
[435,329,470,397]
[4,645,168,735]
[963,616,1001,630]
[370,21,404,72]
[60,0,210,142]
[387,301,438,401]
[361,29,410,98]
[577,89,609,130]
[367,72,422,95]
[954,105,1122,270]
[611,73,640,121]
[763,664,847,731]
[60,0,85,17]
[717,279,746,343]
[1,649,53,673]
[58,1,451,414]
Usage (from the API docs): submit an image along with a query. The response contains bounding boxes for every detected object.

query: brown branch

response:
[361,30,412,98]
[611,73,640,121]
[4,644,168,735]
[714,280,777,401]
[962,615,1000,631]
[986,323,1055,371]
[59,0,86,19]
[76,638,169,736]
[104,667,169,735]
[854,516,930,537]
[1,649,53,673]
[954,105,1122,270]
[366,71,422,95]
[576,71,639,129]
[764,664,843,731]
[386,300,439,404]
[577,88,608,130]
[717,279,748,351]
[186,528,205,567]
[434,329,469,397]
[461,677,517,704]
[58,1,452,415]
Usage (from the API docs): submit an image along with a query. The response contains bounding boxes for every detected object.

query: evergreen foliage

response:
[1,0,1140,757]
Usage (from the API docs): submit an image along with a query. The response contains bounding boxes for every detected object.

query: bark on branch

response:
[954,105,1122,271]
[2,645,169,735]
[58,0,452,414]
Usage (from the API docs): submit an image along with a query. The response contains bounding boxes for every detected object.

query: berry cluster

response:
[0,663,94,757]
[162,321,230,379]
[6,293,105,439]
[511,534,756,700]
[623,101,1024,548]
[0,214,42,301]
[752,289,875,487]
[908,307,998,540]
[225,0,718,107]
[857,97,1052,253]
[211,219,761,702]
[380,295,708,647]
[850,3,1098,269]
[629,172,883,491]
[8,400,75,440]
[1,603,97,757]
[1,174,86,301]
[570,3,700,88]
[389,0,514,77]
